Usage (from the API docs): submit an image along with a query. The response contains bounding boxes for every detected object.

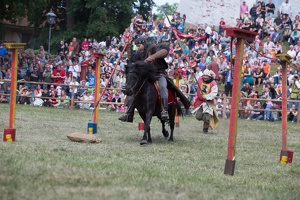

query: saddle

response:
[153,78,191,110]
[153,81,175,106]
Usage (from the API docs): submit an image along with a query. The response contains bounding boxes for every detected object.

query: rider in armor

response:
[118,37,170,122]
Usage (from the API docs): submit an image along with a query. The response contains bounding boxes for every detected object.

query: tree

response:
[1,0,155,52]
[155,3,178,20]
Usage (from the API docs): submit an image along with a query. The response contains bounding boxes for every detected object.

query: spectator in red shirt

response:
[81,38,89,51]
[219,17,226,34]
[51,65,66,84]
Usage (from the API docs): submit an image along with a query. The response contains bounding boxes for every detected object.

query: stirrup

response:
[161,111,169,121]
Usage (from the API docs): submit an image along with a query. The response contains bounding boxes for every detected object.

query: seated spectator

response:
[49,90,58,107]
[243,63,254,85]
[288,104,298,122]
[275,41,283,54]
[282,26,292,42]
[56,90,70,108]
[271,27,282,43]
[261,59,271,79]
[17,86,30,105]
[247,101,264,120]
[219,34,230,50]
[263,38,275,54]
[289,28,300,45]
[216,98,223,118]
[68,76,79,99]
[0,84,7,103]
[110,93,122,111]
[32,85,43,106]
[79,91,93,109]
[287,45,296,60]
[263,99,278,121]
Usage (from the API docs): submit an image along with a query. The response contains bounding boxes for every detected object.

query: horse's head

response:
[124,62,142,96]
[124,61,157,96]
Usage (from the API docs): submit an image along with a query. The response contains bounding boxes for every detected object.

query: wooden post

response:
[92,53,105,124]
[71,86,75,109]
[3,43,26,142]
[223,28,257,176]
[276,54,293,164]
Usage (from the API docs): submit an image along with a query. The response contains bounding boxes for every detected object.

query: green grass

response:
[0,104,299,200]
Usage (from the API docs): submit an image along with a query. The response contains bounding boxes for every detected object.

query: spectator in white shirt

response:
[280,0,292,18]
[287,45,296,60]
[263,38,275,53]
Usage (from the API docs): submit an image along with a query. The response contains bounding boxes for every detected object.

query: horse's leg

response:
[168,105,175,142]
[140,114,152,145]
[147,127,152,144]
[161,121,169,138]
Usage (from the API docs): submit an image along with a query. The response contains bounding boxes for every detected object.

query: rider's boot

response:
[118,106,134,123]
[161,98,169,122]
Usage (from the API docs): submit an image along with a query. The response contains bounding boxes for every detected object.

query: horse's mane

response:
[128,61,159,82]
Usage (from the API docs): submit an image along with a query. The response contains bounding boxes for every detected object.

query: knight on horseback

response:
[119,37,171,122]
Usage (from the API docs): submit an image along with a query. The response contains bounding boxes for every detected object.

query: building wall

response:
[177,0,300,28]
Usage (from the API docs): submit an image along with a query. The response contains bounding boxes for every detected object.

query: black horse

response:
[124,61,183,145]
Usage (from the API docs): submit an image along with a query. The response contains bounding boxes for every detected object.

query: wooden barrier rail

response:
[1,80,299,122]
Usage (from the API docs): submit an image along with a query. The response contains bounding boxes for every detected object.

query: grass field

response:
[0,104,299,200]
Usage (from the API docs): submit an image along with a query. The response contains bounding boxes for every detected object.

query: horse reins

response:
[124,79,146,115]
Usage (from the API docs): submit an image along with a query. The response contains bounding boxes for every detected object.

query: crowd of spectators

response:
[0,0,299,122]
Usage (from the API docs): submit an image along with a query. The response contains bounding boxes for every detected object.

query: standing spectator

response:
[249,3,257,21]
[0,44,7,58]
[288,74,300,109]
[240,1,249,20]
[219,17,226,34]
[81,38,89,51]
[266,0,276,19]
[72,37,80,55]
[88,70,96,87]
[260,1,267,20]
[222,66,233,97]
[68,58,80,80]
[280,0,292,18]
[106,36,111,48]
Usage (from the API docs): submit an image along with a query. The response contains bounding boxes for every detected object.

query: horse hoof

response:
[140,140,148,145]
[163,131,169,138]
[168,138,174,142]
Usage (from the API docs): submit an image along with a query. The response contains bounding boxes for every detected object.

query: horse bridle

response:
[125,72,146,115]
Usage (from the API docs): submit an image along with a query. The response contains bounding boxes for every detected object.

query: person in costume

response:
[193,69,219,133]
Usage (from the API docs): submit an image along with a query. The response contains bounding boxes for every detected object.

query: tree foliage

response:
[155,3,178,20]
[1,0,155,52]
